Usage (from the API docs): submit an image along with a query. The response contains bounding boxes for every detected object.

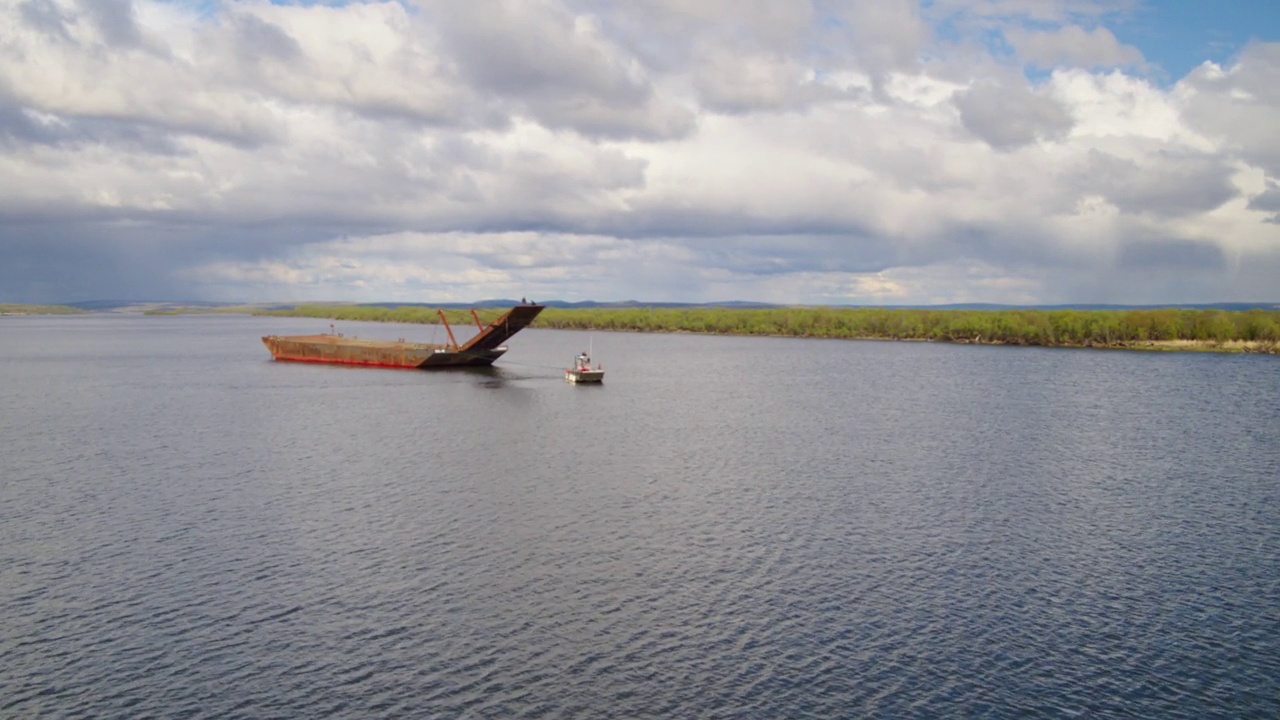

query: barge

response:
[261,304,544,369]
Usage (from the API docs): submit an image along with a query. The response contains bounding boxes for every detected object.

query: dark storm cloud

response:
[78,0,143,48]
[1042,266,1234,306]
[924,220,1081,270]
[441,11,640,100]
[1248,181,1280,222]
[614,210,1081,281]
[0,224,186,303]
[1033,226,1241,305]
[0,95,184,154]
[1251,186,1280,212]
[0,212,403,303]
[0,96,61,146]
[956,80,1074,149]
[229,12,304,62]
[689,235,904,275]
[1118,238,1226,272]
[596,204,877,242]
[1233,250,1280,292]
[1075,150,1238,218]
[18,0,71,41]
[2,103,275,153]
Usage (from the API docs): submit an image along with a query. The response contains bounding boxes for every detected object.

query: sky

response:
[1,0,1278,305]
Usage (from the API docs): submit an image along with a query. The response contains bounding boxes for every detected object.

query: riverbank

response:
[250,305,1280,354]
[0,304,85,315]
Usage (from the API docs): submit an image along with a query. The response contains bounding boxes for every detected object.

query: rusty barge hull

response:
[262,304,544,369]
[260,336,505,368]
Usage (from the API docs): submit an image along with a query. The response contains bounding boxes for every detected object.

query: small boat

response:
[565,350,604,383]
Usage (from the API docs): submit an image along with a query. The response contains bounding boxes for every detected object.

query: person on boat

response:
[577,352,590,371]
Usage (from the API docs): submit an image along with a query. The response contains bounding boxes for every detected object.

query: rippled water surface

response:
[3,314,1279,718]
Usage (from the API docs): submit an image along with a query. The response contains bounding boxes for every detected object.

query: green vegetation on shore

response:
[253,304,1280,353]
[0,303,85,315]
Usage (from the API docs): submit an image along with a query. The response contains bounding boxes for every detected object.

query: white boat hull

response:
[565,369,605,383]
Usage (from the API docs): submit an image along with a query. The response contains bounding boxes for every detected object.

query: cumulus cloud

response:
[201,3,485,129]
[0,0,1277,305]
[429,0,695,138]
[956,79,1075,149]
[830,0,929,83]
[1178,44,1280,175]
[692,51,822,114]
[929,0,1139,25]
[1006,25,1144,69]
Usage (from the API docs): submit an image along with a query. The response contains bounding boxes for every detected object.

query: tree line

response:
[0,304,84,315]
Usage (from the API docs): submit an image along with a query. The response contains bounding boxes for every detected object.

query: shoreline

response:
[540,328,1279,354]
[248,306,1280,355]
[0,304,86,316]
[13,303,1276,354]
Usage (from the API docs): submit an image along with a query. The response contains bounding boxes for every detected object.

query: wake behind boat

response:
[262,303,544,369]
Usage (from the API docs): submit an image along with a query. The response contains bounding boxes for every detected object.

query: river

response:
[2,313,1278,718]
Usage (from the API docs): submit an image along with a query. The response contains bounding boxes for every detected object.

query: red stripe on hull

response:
[267,354,499,369]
